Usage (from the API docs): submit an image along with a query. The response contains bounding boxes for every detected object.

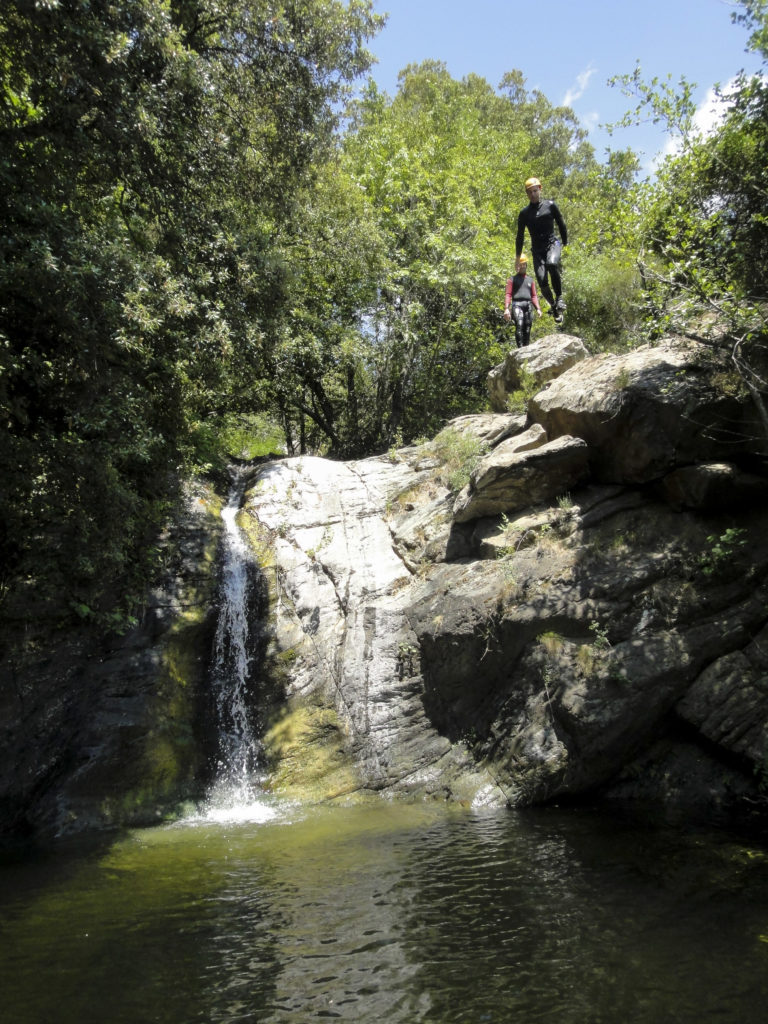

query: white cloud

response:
[658,78,741,164]
[581,111,600,133]
[563,64,597,107]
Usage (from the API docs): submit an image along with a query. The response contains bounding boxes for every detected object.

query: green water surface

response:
[1,801,768,1023]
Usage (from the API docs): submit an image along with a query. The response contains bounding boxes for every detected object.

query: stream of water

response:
[203,475,274,823]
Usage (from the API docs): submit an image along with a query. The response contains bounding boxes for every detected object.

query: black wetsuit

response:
[505,273,540,347]
[515,198,567,308]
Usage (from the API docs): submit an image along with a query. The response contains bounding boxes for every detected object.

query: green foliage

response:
[699,528,748,577]
[506,363,540,413]
[608,0,768,420]
[538,631,565,657]
[0,0,381,630]
[589,621,612,650]
[239,58,647,457]
[429,427,487,492]
[314,62,642,451]
[563,251,643,351]
[189,414,286,475]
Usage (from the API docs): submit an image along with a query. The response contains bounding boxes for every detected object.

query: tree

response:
[331,62,617,449]
[608,0,768,445]
[0,0,382,628]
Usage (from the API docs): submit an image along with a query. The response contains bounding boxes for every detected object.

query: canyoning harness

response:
[505,273,541,312]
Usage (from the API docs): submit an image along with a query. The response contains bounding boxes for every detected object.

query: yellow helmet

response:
[524,177,541,190]
[517,253,528,266]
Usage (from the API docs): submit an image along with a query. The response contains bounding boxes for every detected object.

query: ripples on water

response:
[1,802,768,1023]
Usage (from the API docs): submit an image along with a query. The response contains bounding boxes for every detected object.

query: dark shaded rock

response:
[676,651,768,765]
[603,739,758,811]
[659,462,768,510]
[0,480,223,839]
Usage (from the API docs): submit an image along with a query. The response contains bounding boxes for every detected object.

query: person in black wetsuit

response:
[515,176,567,323]
[503,253,541,347]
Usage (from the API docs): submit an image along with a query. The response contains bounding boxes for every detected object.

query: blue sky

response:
[363,0,764,176]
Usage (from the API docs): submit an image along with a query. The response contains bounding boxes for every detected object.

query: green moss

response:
[101,626,208,825]
[263,699,363,803]
[238,504,276,572]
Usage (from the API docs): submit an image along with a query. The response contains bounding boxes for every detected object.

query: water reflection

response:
[1,804,768,1023]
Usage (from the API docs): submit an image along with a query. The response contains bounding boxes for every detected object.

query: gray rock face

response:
[488,334,589,412]
[528,342,761,483]
[452,434,590,523]
[242,342,768,811]
[677,642,768,764]
[4,333,768,839]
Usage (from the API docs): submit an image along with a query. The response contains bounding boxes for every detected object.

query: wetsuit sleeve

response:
[505,279,513,308]
[515,212,525,258]
[552,201,568,245]
[530,279,541,312]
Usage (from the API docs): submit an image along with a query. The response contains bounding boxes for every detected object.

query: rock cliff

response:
[244,336,768,814]
[0,480,223,838]
[3,334,768,839]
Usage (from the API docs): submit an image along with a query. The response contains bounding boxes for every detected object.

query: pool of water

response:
[1,800,767,1023]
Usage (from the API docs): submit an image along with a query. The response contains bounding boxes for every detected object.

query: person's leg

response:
[511,304,525,347]
[545,240,565,311]
[521,304,533,346]
[548,264,563,302]
[533,252,555,308]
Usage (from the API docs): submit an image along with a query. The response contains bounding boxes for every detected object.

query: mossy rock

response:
[263,698,365,803]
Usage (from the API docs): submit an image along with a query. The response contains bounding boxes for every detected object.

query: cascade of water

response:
[204,472,272,819]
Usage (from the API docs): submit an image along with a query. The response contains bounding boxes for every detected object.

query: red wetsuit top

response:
[505,274,541,312]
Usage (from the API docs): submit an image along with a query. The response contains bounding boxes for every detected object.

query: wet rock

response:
[0,480,222,839]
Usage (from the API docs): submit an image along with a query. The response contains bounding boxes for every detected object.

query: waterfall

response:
[203,472,275,822]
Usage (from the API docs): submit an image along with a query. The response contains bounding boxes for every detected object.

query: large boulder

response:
[240,421,768,814]
[452,433,590,523]
[488,333,589,412]
[441,411,528,446]
[676,623,768,765]
[528,340,762,484]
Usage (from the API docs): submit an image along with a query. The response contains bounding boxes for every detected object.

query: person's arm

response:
[503,278,513,319]
[552,201,568,246]
[515,212,525,258]
[530,278,542,315]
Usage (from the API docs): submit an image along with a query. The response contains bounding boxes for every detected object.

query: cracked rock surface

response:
[242,340,768,812]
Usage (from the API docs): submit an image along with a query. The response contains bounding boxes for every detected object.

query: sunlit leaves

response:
[0,0,381,626]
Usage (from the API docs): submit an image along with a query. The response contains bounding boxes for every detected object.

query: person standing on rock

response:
[515,176,567,323]
[503,253,541,347]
